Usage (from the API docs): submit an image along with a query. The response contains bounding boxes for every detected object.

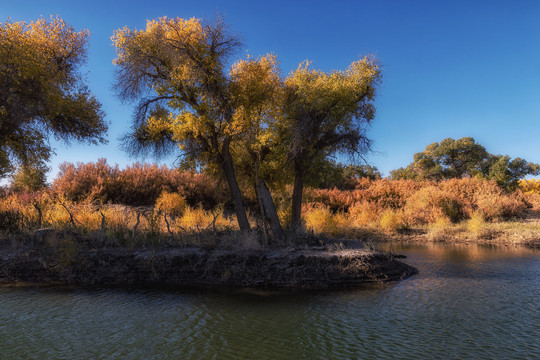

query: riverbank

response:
[0,230,417,289]
[353,215,540,249]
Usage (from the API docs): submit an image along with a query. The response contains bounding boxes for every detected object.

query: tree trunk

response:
[290,170,304,231]
[255,177,284,243]
[221,144,251,232]
[33,203,42,229]
[255,182,269,245]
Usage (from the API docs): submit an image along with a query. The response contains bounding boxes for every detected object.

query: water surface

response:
[0,244,538,359]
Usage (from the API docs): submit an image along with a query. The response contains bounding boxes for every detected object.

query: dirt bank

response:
[0,232,417,289]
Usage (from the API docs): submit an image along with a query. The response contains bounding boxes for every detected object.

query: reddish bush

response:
[304,178,423,212]
[52,159,225,207]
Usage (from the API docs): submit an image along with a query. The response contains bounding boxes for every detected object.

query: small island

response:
[0,230,417,289]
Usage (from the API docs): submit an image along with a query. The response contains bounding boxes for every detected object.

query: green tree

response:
[279,58,381,229]
[0,16,107,176]
[342,164,381,181]
[391,137,539,189]
[485,155,539,190]
[389,166,417,180]
[401,137,489,180]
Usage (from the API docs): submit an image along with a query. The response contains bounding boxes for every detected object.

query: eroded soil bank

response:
[0,232,417,289]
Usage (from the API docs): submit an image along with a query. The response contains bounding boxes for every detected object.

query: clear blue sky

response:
[2,0,540,179]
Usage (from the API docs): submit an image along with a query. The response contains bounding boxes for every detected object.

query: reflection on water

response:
[0,244,538,359]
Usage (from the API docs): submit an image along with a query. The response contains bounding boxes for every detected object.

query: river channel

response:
[0,243,538,359]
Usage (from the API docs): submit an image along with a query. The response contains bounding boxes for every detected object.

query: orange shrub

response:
[348,201,379,225]
[475,191,527,220]
[303,188,356,212]
[404,186,449,224]
[52,159,118,203]
[303,178,423,212]
[354,178,424,209]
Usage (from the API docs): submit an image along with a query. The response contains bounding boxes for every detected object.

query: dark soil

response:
[0,230,417,289]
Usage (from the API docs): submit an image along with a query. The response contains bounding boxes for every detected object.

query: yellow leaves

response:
[146,114,172,135]
[1,16,88,71]
[229,53,280,108]
[162,17,205,45]
[286,56,380,99]
[0,15,88,94]
[519,179,540,194]
[283,55,381,129]
[112,16,206,68]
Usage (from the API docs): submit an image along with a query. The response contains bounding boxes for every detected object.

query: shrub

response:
[52,159,224,207]
[303,188,355,212]
[356,178,423,209]
[403,186,452,224]
[178,206,225,231]
[476,192,527,220]
[155,192,187,217]
[378,209,406,232]
[348,201,379,226]
[467,210,486,236]
[303,204,338,235]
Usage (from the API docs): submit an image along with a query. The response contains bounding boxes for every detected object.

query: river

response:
[0,244,538,359]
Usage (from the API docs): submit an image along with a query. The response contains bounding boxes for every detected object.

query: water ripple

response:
[0,245,538,359]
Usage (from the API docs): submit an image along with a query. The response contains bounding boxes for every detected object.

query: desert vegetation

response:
[1,160,539,248]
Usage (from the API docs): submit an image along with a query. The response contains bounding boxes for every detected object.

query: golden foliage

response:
[1,173,534,245]
[519,179,540,194]
[0,16,106,175]
[155,192,187,217]
[302,177,529,232]
[467,210,487,237]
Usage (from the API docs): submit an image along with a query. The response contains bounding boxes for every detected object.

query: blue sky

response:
[2,0,540,179]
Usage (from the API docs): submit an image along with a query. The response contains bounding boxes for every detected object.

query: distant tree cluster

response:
[390,137,539,189]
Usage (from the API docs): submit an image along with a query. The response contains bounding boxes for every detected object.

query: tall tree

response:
[0,16,107,176]
[280,58,381,229]
[112,16,253,230]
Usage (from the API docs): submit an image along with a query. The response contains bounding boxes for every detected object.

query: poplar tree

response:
[113,17,253,231]
[0,16,107,177]
[280,59,381,229]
